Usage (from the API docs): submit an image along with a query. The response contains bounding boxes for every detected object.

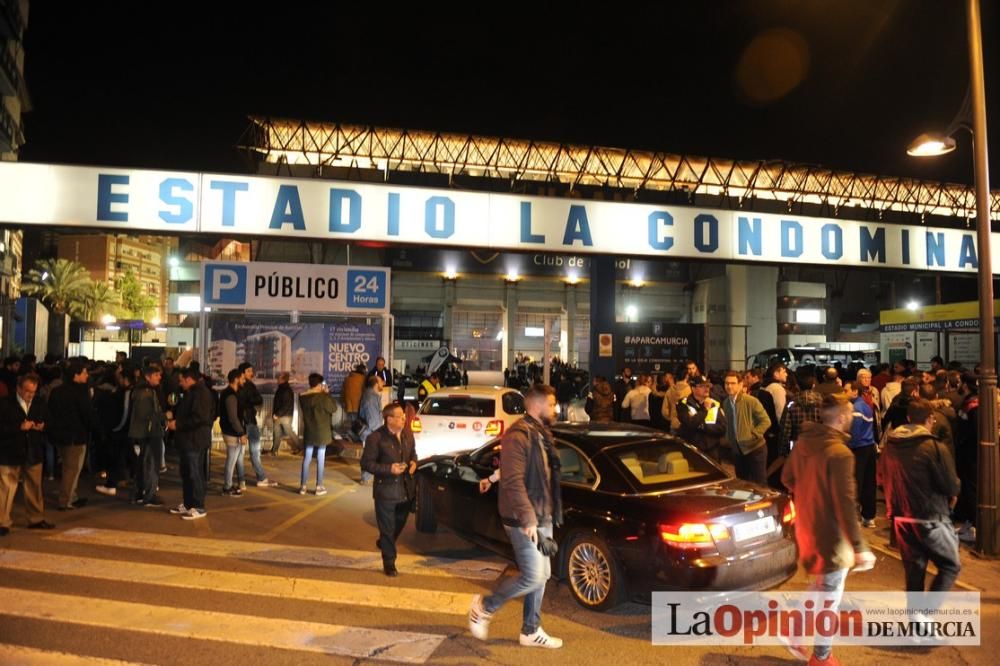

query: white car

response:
[411,386,525,459]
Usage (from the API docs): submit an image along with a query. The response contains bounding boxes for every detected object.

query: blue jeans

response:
[808,568,848,661]
[179,448,206,510]
[484,524,553,635]
[271,416,299,453]
[222,435,245,489]
[246,424,267,481]
[300,444,326,487]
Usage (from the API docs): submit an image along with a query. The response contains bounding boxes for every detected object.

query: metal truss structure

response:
[239,116,999,222]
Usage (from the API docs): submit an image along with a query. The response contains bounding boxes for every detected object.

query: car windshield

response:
[611,440,727,491]
[420,396,497,417]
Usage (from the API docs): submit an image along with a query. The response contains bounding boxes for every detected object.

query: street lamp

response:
[907,0,997,556]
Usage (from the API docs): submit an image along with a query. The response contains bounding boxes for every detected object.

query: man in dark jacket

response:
[880,399,962,592]
[588,376,615,423]
[270,371,299,455]
[219,368,247,496]
[129,364,165,507]
[781,393,875,664]
[237,363,274,487]
[361,402,417,577]
[676,375,726,462]
[0,373,53,534]
[469,384,563,649]
[47,361,94,511]
[166,369,215,520]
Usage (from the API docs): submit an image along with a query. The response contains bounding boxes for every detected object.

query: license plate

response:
[733,516,776,542]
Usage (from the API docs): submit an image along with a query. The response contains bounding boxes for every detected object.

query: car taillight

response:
[659,522,729,548]
[485,419,504,436]
[782,500,796,524]
[410,417,422,433]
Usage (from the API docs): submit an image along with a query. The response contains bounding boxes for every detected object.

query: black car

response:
[415,422,798,611]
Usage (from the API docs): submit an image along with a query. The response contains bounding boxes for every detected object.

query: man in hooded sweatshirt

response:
[879,398,961,593]
[781,393,876,665]
[588,376,615,423]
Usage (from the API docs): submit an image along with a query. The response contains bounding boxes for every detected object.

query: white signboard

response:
[916,332,939,366]
[948,333,980,366]
[201,261,390,314]
[1,161,996,274]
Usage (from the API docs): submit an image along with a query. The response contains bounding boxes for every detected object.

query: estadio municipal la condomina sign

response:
[0,161,994,274]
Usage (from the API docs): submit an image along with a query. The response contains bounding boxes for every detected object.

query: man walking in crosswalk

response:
[468,383,564,649]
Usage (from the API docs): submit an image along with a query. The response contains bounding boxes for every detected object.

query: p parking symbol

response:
[204,265,247,305]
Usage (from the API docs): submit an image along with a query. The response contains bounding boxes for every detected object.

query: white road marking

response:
[0,645,152,665]
[0,588,446,664]
[47,527,506,580]
[0,548,470,615]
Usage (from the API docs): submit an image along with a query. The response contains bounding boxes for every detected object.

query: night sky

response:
[18,1,1000,189]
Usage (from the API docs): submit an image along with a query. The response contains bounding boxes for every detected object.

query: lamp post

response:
[909,0,997,555]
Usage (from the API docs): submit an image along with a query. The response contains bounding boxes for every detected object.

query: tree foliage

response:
[116,269,157,320]
[21,258,91,317]
[79,279,121,322]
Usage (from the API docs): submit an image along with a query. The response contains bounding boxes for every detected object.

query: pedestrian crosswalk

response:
[0,528,510,664]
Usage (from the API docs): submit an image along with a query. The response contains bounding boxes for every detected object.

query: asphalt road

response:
[0,449,996,665]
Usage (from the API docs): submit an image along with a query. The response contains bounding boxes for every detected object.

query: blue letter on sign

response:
[270,185,305,230]
[860,226,885,263]
[158,178,194,224]
[781,220,803,258]
[97,174,129,222]
[648,211,674,251]
[737,216,761,256]
[387,192,401,236]
[329,189,361,233]
[210,180,249,227]
[563,205,594,246]
[821,223,843,260]
[520,202,544,243]
[694,214,719,253]
[926,232,946,267]
[959,235,978,268]
[425,196,455,239]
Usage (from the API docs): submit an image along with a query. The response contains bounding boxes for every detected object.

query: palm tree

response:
[79,279,121,323]
[21,258,92,317]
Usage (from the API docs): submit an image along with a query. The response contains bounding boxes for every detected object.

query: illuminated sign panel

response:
[0,161,994,274]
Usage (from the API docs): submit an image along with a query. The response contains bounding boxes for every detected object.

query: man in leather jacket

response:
[469,384,564,649]
[361,402,417,577]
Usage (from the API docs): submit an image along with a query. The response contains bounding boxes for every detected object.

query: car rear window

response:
[502,392,525,415]
[421,397,496,417]
[612,440,727,491]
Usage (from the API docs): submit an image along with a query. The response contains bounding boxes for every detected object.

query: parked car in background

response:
[747,347,879,372]
[415,423,798,611]
[411,386,524,459]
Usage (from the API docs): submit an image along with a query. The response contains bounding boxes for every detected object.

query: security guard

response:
[676,375,727,462]
[417,372,441,401]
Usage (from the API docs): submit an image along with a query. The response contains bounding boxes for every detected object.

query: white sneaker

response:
[519,628,562,649]
[169,503,188,515]
[299,486,308,495]
[315,486,328,496]
[95,485,117,497]
[238,481,247,490]
[468,595,493,641]
[257,479,277,487]
[182,508,207,520]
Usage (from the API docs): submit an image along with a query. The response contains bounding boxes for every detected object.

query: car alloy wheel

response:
[565,533,623,610]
